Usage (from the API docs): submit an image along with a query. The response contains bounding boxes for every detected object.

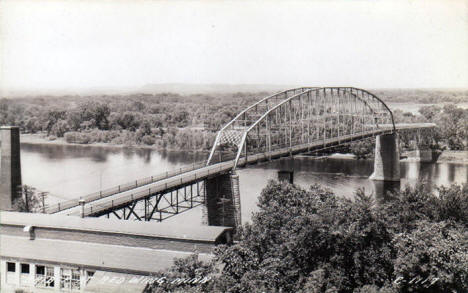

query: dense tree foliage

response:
[373,89,468,104]
[148,182,468,293]
[394,104,467,150]
[0,92,260,150]
[419,104,468,150]
[1,90,466,151]
[348,103,468,158]
[349,140,375,159]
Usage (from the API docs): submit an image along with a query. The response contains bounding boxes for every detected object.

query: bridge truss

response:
[80,180,206,222]
[48,87,405,222]
[207,87,395,169]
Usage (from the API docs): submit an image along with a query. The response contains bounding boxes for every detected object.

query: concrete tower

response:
[1,126,22,210]
[203,171,241,230]
[369,133,400,181]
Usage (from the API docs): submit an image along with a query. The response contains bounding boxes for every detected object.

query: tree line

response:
[147,181,468,293]
[348,104,468,159]
[0,92,260,150]
[373,88,468,104]
[0,90,466,151]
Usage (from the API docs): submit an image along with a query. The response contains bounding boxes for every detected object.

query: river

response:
[19,143,467,224]
[387,102,468,114]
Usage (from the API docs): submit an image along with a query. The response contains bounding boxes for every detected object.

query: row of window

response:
[6,261,94,290]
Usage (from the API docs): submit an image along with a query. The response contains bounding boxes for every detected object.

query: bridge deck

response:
[53,123,434,217]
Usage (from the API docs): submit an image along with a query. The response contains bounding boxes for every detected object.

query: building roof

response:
[1,211,231,243]
[1,235,213,274]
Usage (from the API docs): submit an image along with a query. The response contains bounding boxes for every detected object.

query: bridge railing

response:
[85,131,391,215]
[73,162,235,217]
[234,128,394,166]
[48,123,433,216]
[45,161,209,213]
[204,151,238,165]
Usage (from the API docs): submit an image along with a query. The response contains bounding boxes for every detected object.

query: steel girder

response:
[207,87,395,169]
[95,180,206,222]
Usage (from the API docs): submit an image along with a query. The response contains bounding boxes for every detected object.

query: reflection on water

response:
[243,157,467,195]
[20,143,207,200]
[18,143,468,224]
[20,144,207,165]
[237,157,467,223]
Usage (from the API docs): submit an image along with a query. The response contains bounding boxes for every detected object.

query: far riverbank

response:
[19,133,468,164]
[19,133,210,153]
[436,151,468,164]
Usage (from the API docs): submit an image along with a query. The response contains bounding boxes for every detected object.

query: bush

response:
[110,135,126,145]
[350,140,374,159]
[149,182,468,293]
[50,119,70,137]
[141,135,156,145]
[393,221,468,292]
[12,185,47,213]
[435,184,468,225]
[64,131,90,144]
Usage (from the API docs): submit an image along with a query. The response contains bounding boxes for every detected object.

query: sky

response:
[0,0,467,92]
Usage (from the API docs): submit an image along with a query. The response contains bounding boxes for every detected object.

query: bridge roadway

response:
[53,123,435,218]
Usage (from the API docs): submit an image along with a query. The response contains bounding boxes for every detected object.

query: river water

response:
[19,143,467,224]
[387,102,468,114]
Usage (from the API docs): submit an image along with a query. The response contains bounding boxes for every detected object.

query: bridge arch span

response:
[207,87,396,169]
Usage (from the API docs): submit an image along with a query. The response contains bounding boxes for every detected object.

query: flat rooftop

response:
[1,211,231,243]
[1,235,213,274]
[1,211,231,273]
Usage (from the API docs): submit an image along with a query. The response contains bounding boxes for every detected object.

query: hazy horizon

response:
[1,0,467,94]
[2,83,468,98]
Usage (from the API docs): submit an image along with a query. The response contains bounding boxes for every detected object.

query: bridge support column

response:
[370,133,400,181]
[278,170,294,184]
[414,148,434,162]
[1,126,22,210]
[203,171,241,231]
[372,180,401,203]
[404,147,439,163]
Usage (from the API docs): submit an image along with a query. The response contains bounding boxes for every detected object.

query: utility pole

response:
[40,192,48,213]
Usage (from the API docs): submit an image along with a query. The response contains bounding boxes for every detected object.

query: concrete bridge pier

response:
[278,170,294,184]
[405,147,440,163]
[0,126,22,210]
[369,133,400,181]
[203,171,241,231]
[372,180,401,202]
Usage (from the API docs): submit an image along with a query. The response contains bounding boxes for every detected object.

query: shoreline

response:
[435,150,468,164]
[19,133,468,164]
[20,133,210,153]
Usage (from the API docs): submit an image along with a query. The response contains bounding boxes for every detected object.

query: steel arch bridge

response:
[207,87,396,169]
[46,87,435,223]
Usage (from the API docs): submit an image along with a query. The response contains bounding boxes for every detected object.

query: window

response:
[45,267,55,287]
[7,262,15,272]
[21,263,30,274]
[60,268,71,289]
[61,268,80,290]
[86,270,95,284]
[36,265,45,275]
[20,263,32,285]
[71,269,81,290]
[35,265,55,288]
[6,262,16,285]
